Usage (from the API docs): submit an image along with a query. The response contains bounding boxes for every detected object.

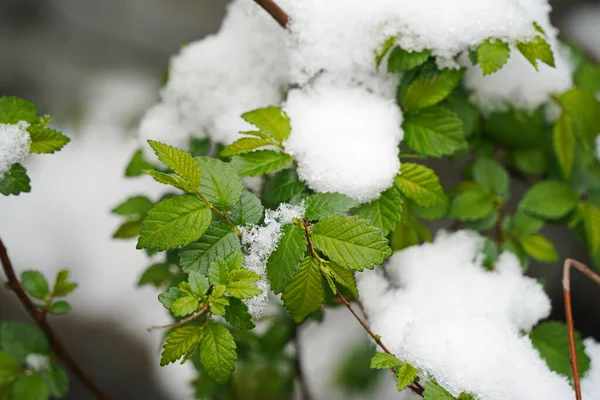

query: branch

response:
[293,329,313,400]
[0,238,115,400]
[254,0,289,28]
[147,306,209,332]
[563,258,600,400]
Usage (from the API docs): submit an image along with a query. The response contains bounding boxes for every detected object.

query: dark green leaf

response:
[513,148,548,176]
[582,202,600,253]
[199,322,237,383]
[449,186,495,221]
[112,220,143,239]
[484,107,545,148]
[519,180,578,219]
[49,301,71,315]
[282,257,325,322]
[41,364,69,398]
[158,287,180,310]
[267,224,307,293]
[472,157,509,197]
[9,374,48,400]
[20,270,50,300]
[189,272,210,296]
[231,150,292,177]
[137,263,172,288]
[224,298,255,330]
[402,65,465,112]
[111,196,154,217]
[229,189,264,226]
[353,187,403,235]
[510,211,544,237]
[125,150,154,177]
[0,164,31,196]
[553,113,575,178]
[304,193,357,221]
[423,381,454,399]
[180,221,241,274]
[0,322,49,363]
[263,169,308,209]
[0,351,19,386]
[195,157,243,211]
[387,47,430,72]
[403,106,466,157]
[189,138,211,157]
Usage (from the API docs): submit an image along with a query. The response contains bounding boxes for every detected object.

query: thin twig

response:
[563,258,600,400]
[293,330,313,400]
[253,0,289,28]
[195,190,240,235]
[0,238,115,400]
[147,306,209,332]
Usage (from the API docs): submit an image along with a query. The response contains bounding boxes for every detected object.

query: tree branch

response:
[0,238,115,400]
[147,306,209,332]
[293,329,313,400]
[254,0,289,28]
[562,258,600,400]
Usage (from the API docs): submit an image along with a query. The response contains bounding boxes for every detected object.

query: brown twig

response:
[0,238,115,400]
[563,258,600,400]
[147,306,209,332]
[253,0,289,28]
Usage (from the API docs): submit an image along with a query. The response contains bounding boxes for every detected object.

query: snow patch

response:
[0,121,31,179]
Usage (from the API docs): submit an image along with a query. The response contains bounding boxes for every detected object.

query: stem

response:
[562,258,600,400]
[253,0,289,28]
[0,238,115,400]
[147,306,209,332]
[195,191,241,235]
[303,218,321,261]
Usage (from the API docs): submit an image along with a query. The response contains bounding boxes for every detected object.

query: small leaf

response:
[195,157,243,211]
[231,150,292,177]
[224,298,255,330]
[267,224,307,293]
[423,381,454,399]
[226,281,261,299]
[375,36,398,68]
[160,325,203,366]
[402,65,465,112]
[125,150,154,177]
[0,322,49,363]
[517,36,555,70]
[28,125,70,154]
[189,272,210,296]
[396,363,418,392]
[52,270,77,297]
[263,169,308,208]
[41,364,69,398]
[189,137,212,157]
[170,296,200,317]
[477,39,510,75]
[229,189,264,226]
[472,157,509,197]
[208,259,230,286]
[111,196,154,217]
[370,353,402,370]
[137,263,172,288]
[387,46,430,72]
[180,221,241,274]
[199,322,237,383]
[220,138,274,157]
[519,180,578,219]
[395,163,446,207]
[304,193,357,221]
[521,234,558,262]
[449,186,495,221]
[241,106,291,143]
[0,163,31,196]
[282,257,325,322]
[9,374,49,400]
[20,270,50,300]
[148,140,200,188]
[0,351,20,386]
[403,106,466,157]
[228,269,260,282]
[553,113,575,178]
[326,262,358,297]
[49,301,71,315]
[510,211,544,237]
[513,148,548,176]
[353,187,403,236]
[0,97,37,124]
[158,287,180,310]
[112,220,143,239]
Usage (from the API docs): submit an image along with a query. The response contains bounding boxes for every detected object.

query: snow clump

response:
[0,121,31,179]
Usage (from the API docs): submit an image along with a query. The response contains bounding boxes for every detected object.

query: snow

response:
[283,76,403,203]
[240,202,305,318]
[357,230,574,400]
[25,354,50,372]
[583,338,600,400]
[138,103,190,164]
[0,121,31,179]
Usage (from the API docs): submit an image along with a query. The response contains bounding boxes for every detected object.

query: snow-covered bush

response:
[2,0,600,399]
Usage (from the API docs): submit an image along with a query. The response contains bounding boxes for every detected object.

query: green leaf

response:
[387,46,430,72]
[158,287,180,310]
[517,36,555,70]
[49,301,71,315]
[575,62,600,92]
[9,374,48,400]
[228,269,260,282]
[189,137,212,157]
[20,270,50,300]
[137,195,211,251]
[530,321,590,380]
[519,180,578,219]
[229,189,264,226]
[266,224,307,293]
[160,325,203,366]
[137,263,172,288]
[241,106,291,143]
[0,351,19,386]
[375,36,398,68]
[369,353,402,369]
[125,150,154,177]
[396,363,418,392]
[112,220,143,239]
[208,259,230,286]
[403,106,466,157]
[477,39,510,75]
[555,88,600,142]
[41,364,69,398]
[441,88,479,138]
[0,97,37,124]
[189,272,210,295]
[226,281,261,299]
[282,257,325,322]
[484,107,545,148]
[521,235,558,262]
[220,138,274,157]
[510,212,544,237]
[195,157,243,211]
[553,113,575,178]
[170,296,199,317]
[423,381,454,399]
[231,150,292,177]
[28,126,70,154]
[353,187,403,236]
[147,140,201,188]
[326,262,358,297]
[224,298,255,330]
[311,215,392,271]
[111,196,154,217]
[199,322,237,383]
[449,186,495,221]
[402,65,465,112]
[0,322,49,363]
[304,193,357,221]
[0,164,31,196]
[263,169,308,208]
[395,163,446,207]
[52,270,77,297]
[458,393,476,400]
[472,157,509,197]
[513,148,548,176]
[144,170,194,193]
[502,240,529,270]
[180,221,241,274]
[582,202,600,253]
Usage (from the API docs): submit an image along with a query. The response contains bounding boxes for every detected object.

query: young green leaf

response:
[226,281,261,299]
[326,262,358,297]
[137,263,172,288]
[112,220,143,239]
[282,257,325,322]
[170,296,200,317]
[477,39,510,75]
[49,300,71,315]
[20,270,50,300]
[180,221,241,274]
[228,269,260,282]
[395,163,446,207]
[52,270,77,297]
[147,140,201,188]
[517,36,555,70]
[370,352,402,369]
[403,106,466,157]
[189,272,210,296]
[0,163,31,196]
[231,150,293,177]
[199,322,237,383]
[41,364,69,398]
[137,195,212,251]
[220,137,275,157]
[208,259,230,286]
[402,65,465,112]
[28,125,70,154]
[423,381,454,399]
[387,47,430,73]
[449,186,495,221]
[224,298,255,330]
[519,180,578,219]
[311,215,392,271]
[111,195,154,217]
[0,322,50,363]
[144,170,194,193]
[0,351,20,385]
[0,96,37,125]
[472,157,509,197]
[195,157,243,211]
[9,374,49,400]
[229,189,264,226]
[160,325,203,366]
[353,187,403,235]
[457,393,476,400]
[521,234,558,262]
[553,113,575,178]
[125,150,154,177]
[241,106,291,143]
[396,363,418,392]
[158,287,181,310]
[513,148,548,176]
[510,212,544,237]
[304,193,357,221]
[267,224,307,293]
[375,36,398,68]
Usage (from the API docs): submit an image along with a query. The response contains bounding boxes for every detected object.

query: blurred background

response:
[1,0,600,399]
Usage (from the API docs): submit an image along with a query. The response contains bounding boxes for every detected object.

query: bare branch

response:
[254,0,289,28]
[147,306,209,332]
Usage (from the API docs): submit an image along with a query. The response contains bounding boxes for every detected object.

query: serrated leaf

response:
[267,224,307,293]
[189,272,210,295]
[582,202,600,253]
[326,262,358,297]
[553,113,575,178]
[370,353,402,369]
[231,150,292,177]
[229,189,264,226]
[137,196,211,251]
[228,269,260,282]
[28,125,70,154]
[423,381,454,399]
[171,296,199,317]
[125,150,154,177]
[226,281,261,299]
[49,300,71,315]
[207,259,230,286]
[195,157,243,211]
[160,325,203,366]
[0,351,19,386]
[449,186,495,221]
[112,220,143,239]
[511,211,544,237]
[189,137,212,157]
[180,221,241,274]
[0,322,49,363]
[519,180,578,219]
[144,170,194,192]
[396,363,417,392]
[199,322,237,383]
[220,138,274,157]
[353,187,403,236]
[0,164,31,196]
[241,107,291,143]
[375,36,398,68]
[530,321,590,380]
[148,140,200,188]
[9,374,48,400]
[555,88,600,143]
[41,364,69,398]
[388,46,430,72]
[477,39,510,75]
[282,257,325,322]
[402,65,465,112]
[20,270,50,300]
[403,106,466,157]
[311,215,392,271]
[224,298,255,330]
[158,287,180,310]
[303,193,355,221]
[521,234,558,262]
[111,195,154,217]
[517,36,555,70]
[395,163,446,207]
[472,157,509,197]
[263,168,308,209]
[137,263,172,288]
[0,97,37,124]
[53,270,77,297]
